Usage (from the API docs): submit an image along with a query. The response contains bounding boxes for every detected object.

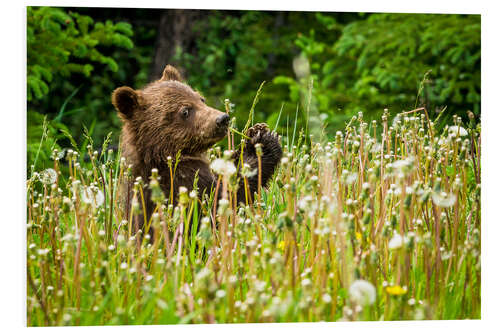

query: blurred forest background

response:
[27,7,480,171]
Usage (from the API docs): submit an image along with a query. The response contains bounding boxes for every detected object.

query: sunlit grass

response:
[26,109,480,326]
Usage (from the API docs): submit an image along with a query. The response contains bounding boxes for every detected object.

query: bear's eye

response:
[200,97,206,103]
[181,107,191,119]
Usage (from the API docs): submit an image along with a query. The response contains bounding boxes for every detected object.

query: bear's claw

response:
[242,123,281,157]
[245,123,269,139]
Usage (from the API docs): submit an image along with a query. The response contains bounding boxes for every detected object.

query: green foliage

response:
[274,13,480,130]
[27,110,69,172]
[26,9,481,175]
[27,6,134,101]
[175,11,330,131]
[27,7,147,166]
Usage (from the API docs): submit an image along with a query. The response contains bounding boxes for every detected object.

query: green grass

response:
[26,109,481,326]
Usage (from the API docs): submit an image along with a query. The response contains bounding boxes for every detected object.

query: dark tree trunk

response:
[266,11,286,77]
[149,9,205,80]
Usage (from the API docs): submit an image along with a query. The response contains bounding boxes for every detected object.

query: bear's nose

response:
[216,114,230,128]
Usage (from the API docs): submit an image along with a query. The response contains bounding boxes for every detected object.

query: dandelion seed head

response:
[349,279,376,306]
[449,125,468,137]
[388,233,407,250]
[321,294,332,304]
[40,168,57,185]
[345,172,357,185]
[432,191,457,208]
[216,289,226,298]
[210,158,236,177]
[81,186,104,208]
[298,195,312,210]
[37,248,50,256]
[301,278,312,288]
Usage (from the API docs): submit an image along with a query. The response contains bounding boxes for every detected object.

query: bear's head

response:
[112,65,230,165]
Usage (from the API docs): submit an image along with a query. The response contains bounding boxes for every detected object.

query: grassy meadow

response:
[26,109,481,325]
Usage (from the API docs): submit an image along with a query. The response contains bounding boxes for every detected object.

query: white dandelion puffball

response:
[216,289,226,298]
[431,191,457,208]
[298,195,313,210]
[82,186,104,207]
[388,233,409,250]
[349,279,376,306]
[345,172,358,185]
[449,126,468,137]
[210,158,236,177]
[242,163,258,178]
[391,156,415,177]
[40,168,57,185]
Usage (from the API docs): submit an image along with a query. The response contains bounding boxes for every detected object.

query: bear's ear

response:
[160,65,183,82]
[112,86,141,118]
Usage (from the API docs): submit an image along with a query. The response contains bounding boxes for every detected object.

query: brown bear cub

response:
[112,64,282,232]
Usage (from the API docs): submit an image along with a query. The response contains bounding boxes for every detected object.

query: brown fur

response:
[112,64,282,232]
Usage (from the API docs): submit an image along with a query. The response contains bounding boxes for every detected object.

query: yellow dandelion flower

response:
[356,232,362,241]
[386,285,407,295]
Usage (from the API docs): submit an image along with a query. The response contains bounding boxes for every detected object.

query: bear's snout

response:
[213,113,230,138]
[216,114,230,129]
